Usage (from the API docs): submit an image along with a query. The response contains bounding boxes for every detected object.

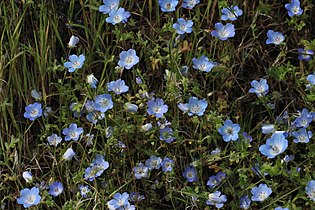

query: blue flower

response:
[158,0,178,12]
[64,54,85,72]
[251,183,272,202]
[282,154,295,163]
[94,94,114,113]
[218,119,241,142]
[86,111,104,124]
[17,187,41,208]
[293,108,313,128]
[249,79,269,97]
[206,175,220,189]
[84,154,109,181]
[22,171,33,183]
[275,207,289,210]
[242,132,253,142]
[141,123,153,131]
[161,157,174,172]
[178,102,189,113]
[133,163,149,179]
[130,192,145,203]
[307,74,315,85]
[180,65,189,76]
[62,123,84,141]
[147,98,168,118]
[79,185,90,198]
[211,148,221,155]
[240,195,251,209]
[135,77,143,85]
[259,131,288,158]
[68,35,79,48]
[47,133,62,147]
[206,191,227,209]
[107,79,129,94]
[118,49,139,70]
[192,55,217,72]
[31,89,42,100]
[211,23,235,41]
[292,128,312,143]
[107,192,129,210]
[24,102,42,121]
[183,166,197,182]
[115,140,126,149]
[215,172,226,182]
[86,74,98,88]
[266,30,285,45]
[172,18,193,34]
[221,5,243,21]
[124,102,138,113]
[285,0,303,17]
[106,7,130,25]
[182,0,200,9]
[306,180,315,201]
[159,127,176,143]
[99,0,119,14]
[145,156,162,170]
[206,172,226,188]
[262,124,275,134]
[48,182,63,197]
[298,48,314,61]
[84,100,95,112]
[63,148,76,160]
[188,97,207,116]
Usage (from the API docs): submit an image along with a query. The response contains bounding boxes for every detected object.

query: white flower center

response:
[110,3,117,10]
[187,171,194,178]
[153,106,161,113]
[113,87,122,93]
[118,199,125,206]
[100,98,109,107]
[137,167,145,174]
[151,160,158,167]
[30,109,39,117]
[114,15,122,23]
[227,11,236,19]
[72,61,80,68]
[256,85,265,93]
[292,6,300,14]
[274,36,283,44]
[190,105,201,113]
[70,132,77,139]
[125,56,134,64]
[301,119,308,127]
[219,29,228,38]
[166,3,172,10]
[26,195,36,204]
[258,192,267,201]
[180,24,187,31]
[51,139,58,146]
[270,145,280,154]
[225,127,234,135]
[188,0,196,6]
[298,134,307,142]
